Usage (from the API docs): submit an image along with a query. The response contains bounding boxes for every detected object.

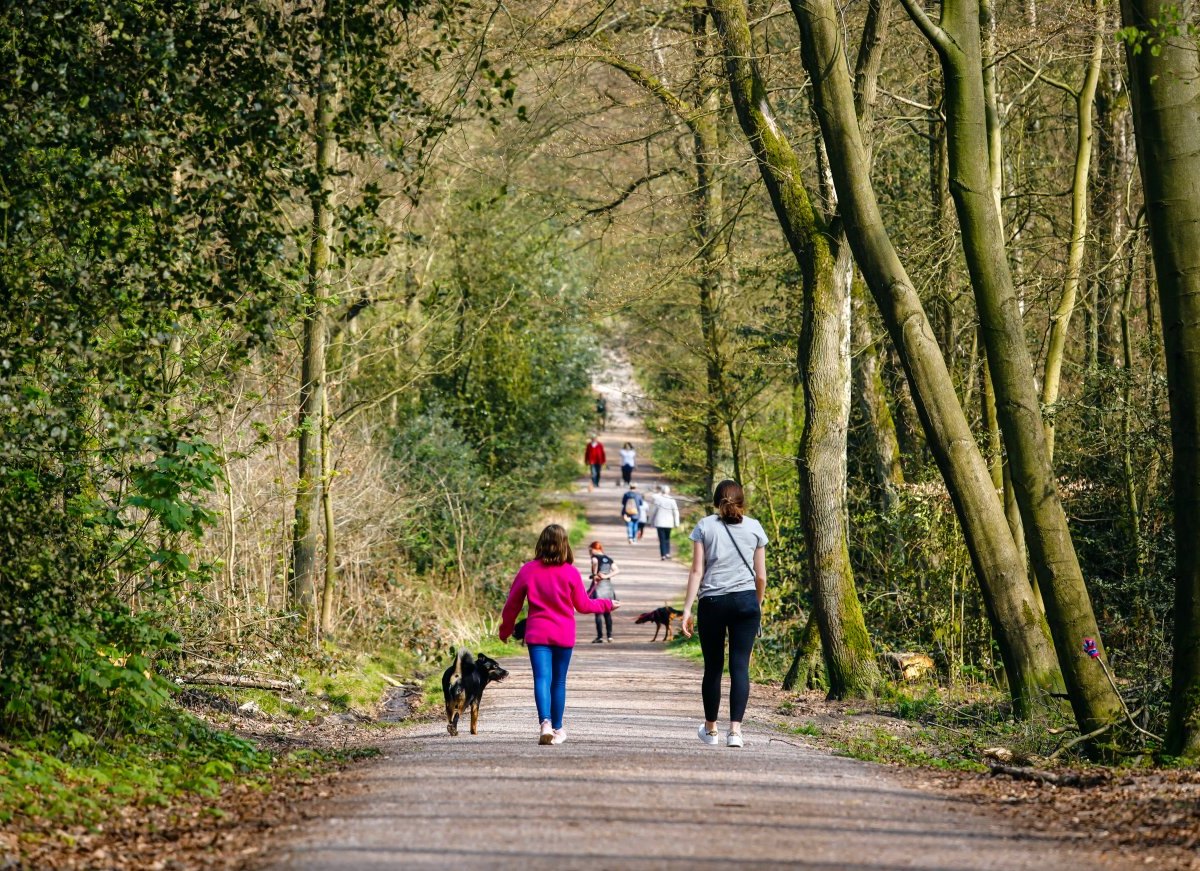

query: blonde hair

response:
[535,524,574,565]
[713,479,745,524]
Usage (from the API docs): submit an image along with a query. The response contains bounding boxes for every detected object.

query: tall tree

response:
[897,0,1123,736]
[290,25,338,622]
[708,0,882,697]
[1119,0,1200,759]
[1040,0,1106,461]
[783,0,1066,715]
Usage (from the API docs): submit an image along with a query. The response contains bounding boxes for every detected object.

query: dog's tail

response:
[449,648,473,686]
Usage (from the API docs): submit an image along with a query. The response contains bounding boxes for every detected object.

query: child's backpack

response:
[623,497,638,516]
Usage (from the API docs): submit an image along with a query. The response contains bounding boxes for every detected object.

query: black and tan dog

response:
[442,650,509,736]
[636,606,684,642]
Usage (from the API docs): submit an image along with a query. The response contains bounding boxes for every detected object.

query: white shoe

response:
[726,732,744,748]
[697,724,719,746]
[551,728,567,745]
[539,719,554,745]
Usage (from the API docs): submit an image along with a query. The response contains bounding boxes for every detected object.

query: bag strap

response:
[719,518,756,583]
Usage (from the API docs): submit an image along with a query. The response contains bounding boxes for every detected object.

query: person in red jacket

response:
[584,435,606,491]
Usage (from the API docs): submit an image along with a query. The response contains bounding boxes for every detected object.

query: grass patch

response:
[834,726,985,772]
[667,631,703,663]
[0,709,367,828]
[785,721,822,737]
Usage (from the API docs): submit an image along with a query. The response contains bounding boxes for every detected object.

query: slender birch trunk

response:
[1041,1,1105,461]
[289,45,338,623]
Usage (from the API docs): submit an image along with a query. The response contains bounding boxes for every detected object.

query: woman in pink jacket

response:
[499,524,620,745]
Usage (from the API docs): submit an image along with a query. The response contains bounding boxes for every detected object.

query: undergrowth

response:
[0,709,372,829]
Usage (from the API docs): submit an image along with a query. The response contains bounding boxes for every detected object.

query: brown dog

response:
[635,606,684,642]
[442,650,509,736]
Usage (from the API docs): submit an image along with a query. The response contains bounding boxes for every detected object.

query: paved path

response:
[272,366,1124,870]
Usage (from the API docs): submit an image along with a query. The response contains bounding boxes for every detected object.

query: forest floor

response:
[5,360,1196,870]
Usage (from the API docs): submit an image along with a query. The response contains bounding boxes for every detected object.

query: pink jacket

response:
[499,560,614,647]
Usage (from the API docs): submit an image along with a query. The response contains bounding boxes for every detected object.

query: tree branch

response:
[896,0,954,56]
[582,167,683,217]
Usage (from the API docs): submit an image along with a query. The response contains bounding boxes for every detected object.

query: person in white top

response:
[680,480,767,749]
[651,485,681,560]
[619,442,636,486]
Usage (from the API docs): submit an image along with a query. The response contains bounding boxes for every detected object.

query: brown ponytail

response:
[713,479,745,524]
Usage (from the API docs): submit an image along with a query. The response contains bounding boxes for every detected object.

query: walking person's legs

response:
[625,517,638,542]
[528,644,554,743]
[696,596,730,730]
[590,463,601,487]
[602,611,613,640]
[549,645,573,730]
[725,592,761,732]
[657,526,672,558]
[621,464,632,485]
[593,613,605,642]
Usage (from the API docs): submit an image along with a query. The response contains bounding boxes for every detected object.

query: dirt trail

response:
[271,358,1129,870]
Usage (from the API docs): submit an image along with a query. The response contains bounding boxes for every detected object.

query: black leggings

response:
[595,611,613,639]
[698,591,760,723]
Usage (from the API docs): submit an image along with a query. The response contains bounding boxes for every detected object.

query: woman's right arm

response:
[498,571,528,641]
[680,540,705,637]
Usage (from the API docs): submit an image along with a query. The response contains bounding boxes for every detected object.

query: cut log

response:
[880,652,935,681]
[987,763,1110,787]
[178,674,299,691]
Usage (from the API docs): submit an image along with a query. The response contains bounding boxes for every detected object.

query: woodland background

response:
[1,0,1198,837]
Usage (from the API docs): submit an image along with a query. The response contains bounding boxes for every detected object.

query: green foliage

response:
[884,686,942,721]
[834,727,985,772]
[0,710,271,825]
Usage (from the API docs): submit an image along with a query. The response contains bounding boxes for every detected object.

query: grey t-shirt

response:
[689,514,768,598]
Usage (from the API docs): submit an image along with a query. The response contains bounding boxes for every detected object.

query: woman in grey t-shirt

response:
[680,480,767,748]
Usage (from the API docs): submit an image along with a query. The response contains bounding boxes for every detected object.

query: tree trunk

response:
[783,612,826,691]
[693,10,726,499]
[289,51,338,622]
[852,281,905,510]
[1041,1,1105,461]
[849,0,904,512]
[787,0,1065,716]
[1091,48,1131,377]
[802,244,883,698]
[900,0,1123,736]
[1119,0,1200,760]
[708,0,882,699]
[319,389,336,639]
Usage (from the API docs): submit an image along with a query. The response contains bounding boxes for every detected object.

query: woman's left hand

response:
[680,610,694,638]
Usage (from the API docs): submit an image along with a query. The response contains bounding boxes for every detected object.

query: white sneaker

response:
[726,732,744,748]
[539,719,554,745]
[697,724,719,745]
[551,728,567,745]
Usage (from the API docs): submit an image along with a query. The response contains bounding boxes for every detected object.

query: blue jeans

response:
[625,517,639,541]
[528,644,573,729]
[590,464,602,486]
